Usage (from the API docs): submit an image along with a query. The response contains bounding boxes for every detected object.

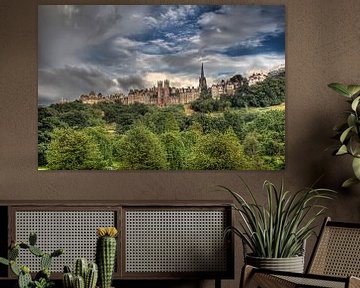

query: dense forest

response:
[38,72,285,170]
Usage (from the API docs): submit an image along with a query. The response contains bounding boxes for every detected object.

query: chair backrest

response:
[307,217,360,277]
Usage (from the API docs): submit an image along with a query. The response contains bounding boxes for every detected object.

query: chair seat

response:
[243,266,360,288]
[277,275,346,288]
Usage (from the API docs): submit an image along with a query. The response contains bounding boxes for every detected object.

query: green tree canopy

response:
[188,129,247,170]
[114,124,168,170]
[38,107,67,166]
[160,132,186,170]
[191,113,230,134]
[47,128,106,170]
[84,127,113,167]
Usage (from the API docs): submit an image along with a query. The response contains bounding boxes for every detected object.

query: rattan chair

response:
[241,217,360,288]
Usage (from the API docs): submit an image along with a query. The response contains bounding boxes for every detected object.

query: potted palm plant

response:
[328,83,360,187]
[222,179,334,273]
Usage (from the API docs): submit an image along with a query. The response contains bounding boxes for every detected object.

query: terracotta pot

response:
[245,254,304,273]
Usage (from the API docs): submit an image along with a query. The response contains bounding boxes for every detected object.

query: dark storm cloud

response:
[38,5,151,69]
[38,5,285,105]
[117,75,150,92]
[197,5,285,55]
[38,66,116,103]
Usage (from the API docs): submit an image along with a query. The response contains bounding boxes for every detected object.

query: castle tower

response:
[163,79,170,105]
[157,81,163,106]
[199,63,207,92]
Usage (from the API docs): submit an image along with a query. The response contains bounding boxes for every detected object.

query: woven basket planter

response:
[245,254,305,273]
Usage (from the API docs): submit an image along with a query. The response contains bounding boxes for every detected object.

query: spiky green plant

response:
[222,179,335,258]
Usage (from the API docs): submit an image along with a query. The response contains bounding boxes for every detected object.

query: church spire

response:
[199,62,207,92]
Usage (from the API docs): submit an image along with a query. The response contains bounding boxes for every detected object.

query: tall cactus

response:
[96,227,118,288]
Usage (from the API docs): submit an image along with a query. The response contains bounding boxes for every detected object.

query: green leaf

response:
[347,114,356,127]
[342,177,360,188]
[336,144,348,155]
[40,254,51,270]
[352,157,360,179]
[0,257,9,266]
[328,83,351,97]
[349,135,360,156]
[10,261,20,276]
[29,246,44,257]
[347,85,360,97]
[351,96,360,111]
[340,127,352,143]
[8,247,19,261]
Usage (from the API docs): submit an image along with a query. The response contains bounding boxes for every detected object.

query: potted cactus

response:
[96,227,118,288]
[62,258,98,288]
[0,232,63,288]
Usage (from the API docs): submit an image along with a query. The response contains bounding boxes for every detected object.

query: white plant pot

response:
[245,254,305,273]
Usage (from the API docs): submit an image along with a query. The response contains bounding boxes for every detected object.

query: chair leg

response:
[215,278,221,288]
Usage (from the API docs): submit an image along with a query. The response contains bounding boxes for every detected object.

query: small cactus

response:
[85,263,98,288]
[63,265,72,273]
[74,258,87,279]
[18,269,32,288]
[63,259,98,288]
[0,232,63,288]
[96,227,118,288]
[41,253,52,269]
[63,272,74,288]
[74,275,85,288]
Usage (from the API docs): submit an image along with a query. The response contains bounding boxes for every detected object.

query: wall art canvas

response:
[38,5,285,170]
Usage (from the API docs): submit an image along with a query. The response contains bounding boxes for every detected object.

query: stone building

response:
[80,63,208,107]
[80,91,125,105]
[248,71,267,85]
[211,81,235,99]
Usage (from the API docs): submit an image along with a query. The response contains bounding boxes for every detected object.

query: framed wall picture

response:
[38,5,285,171]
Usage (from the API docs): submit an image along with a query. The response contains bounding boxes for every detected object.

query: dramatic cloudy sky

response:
[38,5,285,105]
